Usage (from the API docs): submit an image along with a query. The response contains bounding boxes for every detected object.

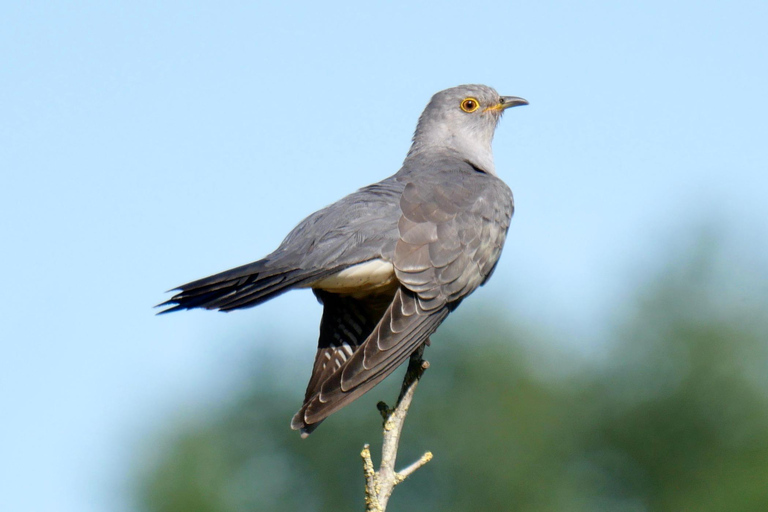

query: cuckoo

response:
[159,84,528,436]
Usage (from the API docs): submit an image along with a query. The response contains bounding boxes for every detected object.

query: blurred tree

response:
[135,241,768,511]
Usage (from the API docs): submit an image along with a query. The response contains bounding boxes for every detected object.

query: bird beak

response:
[485,96,529,112]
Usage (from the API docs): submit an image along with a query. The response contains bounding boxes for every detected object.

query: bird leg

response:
[361,342,433,512]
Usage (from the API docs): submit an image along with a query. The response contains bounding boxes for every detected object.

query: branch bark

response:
[361,342,433,511]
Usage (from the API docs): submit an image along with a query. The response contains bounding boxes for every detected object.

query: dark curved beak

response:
[499,96,529,109]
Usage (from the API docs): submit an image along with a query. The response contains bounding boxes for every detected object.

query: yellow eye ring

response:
[460,97,480,113]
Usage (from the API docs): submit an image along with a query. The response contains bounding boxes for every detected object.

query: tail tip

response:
[291,409,323,437]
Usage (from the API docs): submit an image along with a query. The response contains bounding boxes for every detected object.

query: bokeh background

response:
[2,1,767,511]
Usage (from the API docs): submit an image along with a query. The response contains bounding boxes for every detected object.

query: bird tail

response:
[156,259,340,314]
[290,287,451,436]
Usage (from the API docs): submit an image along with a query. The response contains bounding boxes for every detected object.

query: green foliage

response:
[135,245,768,511]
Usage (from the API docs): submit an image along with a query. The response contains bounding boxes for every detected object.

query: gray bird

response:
[159,84,527,436]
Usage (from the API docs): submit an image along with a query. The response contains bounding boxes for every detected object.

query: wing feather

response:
[395,171,513,305]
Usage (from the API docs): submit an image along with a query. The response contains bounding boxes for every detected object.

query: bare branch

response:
[361,342,433,511]
[361,444,381,512]
[396,451,433,482]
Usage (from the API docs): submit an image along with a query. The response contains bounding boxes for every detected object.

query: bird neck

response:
[406,116,497,175]
[406,137,496,176]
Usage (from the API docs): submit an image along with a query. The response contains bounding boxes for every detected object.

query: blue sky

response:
[2,1,767,511]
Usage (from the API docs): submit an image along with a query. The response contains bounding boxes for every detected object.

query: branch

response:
[361,342,433,511]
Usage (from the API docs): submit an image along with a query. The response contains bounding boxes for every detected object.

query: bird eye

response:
[460,97,479,113]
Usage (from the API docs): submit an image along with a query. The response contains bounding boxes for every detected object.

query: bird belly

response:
[309,259,397,296]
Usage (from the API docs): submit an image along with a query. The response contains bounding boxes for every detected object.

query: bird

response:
[158,84,527,436]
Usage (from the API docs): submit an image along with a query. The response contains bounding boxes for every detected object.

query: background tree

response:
[133,238,768,511]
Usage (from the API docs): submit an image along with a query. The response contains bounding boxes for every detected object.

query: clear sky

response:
[2,1,767,511]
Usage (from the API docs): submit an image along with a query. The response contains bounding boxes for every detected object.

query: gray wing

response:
[157,178,404,313]
[276,177,403,270]
[292,167,513,434]
[393,170,513,306]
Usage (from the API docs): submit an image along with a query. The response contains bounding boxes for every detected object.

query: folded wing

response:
[292,168,513,434]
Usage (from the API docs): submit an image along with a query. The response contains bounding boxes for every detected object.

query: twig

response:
[361,342,433,511]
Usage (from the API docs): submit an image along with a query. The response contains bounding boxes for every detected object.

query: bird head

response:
[408,84,527,175]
